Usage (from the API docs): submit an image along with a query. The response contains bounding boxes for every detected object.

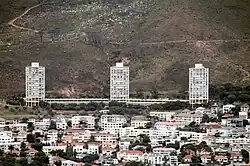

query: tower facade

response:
[110,62,129,101]
[189,64,209,104]
[25,62,45,107]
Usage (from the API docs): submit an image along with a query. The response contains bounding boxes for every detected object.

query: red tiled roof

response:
[26,148,38,153]
[73,142,86,146]
[231,153,241,157]
[222,114,233,118]
[215,155,227,159]
[88,142,101,146]
[11,150,20,154]
[183,155,192,160]
[201,154,212,159]
[102,147,116,151]
[119,150,143,155]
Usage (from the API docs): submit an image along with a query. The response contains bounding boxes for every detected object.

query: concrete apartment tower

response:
[110,62,129,101]
[189,64,209,104]
[25,62,45,107]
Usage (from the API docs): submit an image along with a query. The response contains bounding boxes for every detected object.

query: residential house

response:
[120,127,150,138]
[154,121,186,131]
[72,116,95,130]
[222,104,235,114]
[102,147,116,156]
[87,142,100,154]
[241,103,249,112]
[117,150,147,162]
[173,112,203,124]
[150,112,176,121]
[100,115,127,134]
[72,143,87,154]
[43,145,67,155]
[151,147,177,166]
[201,154,212,164]
[131,116,150,128]
[214,155,228,164]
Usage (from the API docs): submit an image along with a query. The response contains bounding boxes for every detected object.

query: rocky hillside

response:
[0,0,249,97]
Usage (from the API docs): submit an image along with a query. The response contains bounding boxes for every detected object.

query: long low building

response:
[42,98,188,105]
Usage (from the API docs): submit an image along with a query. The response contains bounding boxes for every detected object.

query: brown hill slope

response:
[0,0,249,97]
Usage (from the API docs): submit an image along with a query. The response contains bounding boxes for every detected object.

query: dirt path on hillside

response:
[8,3,42,33]
[6,2,250,81]
[111,39,250,45]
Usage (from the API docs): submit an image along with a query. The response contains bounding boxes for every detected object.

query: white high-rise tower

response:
[110,62,129,101]
[189,64,209,104]
[25,62,45,107]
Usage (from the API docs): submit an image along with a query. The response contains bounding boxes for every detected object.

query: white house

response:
[43,145,67,155]
[61,160,83,166]
[87,142,100,154]
[117,150,147,162]
[131,116,150,128]
[100,115,127,134]
[56,118,67,130]
[119,140,131,150]
[222,104,235,114]
[174,112,203,124]
[179,131,208,141]
[154,121,186,131]
[120,127,150,138]
[151,147,177,166]
[92,132,117,144]
[0,132,20,152]
[72,143,87,154]
[46,130,58,141]
[150,112,176,121]
[241,103,249,112]
[72,116,95,130]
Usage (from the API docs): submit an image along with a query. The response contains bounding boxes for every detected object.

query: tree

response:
[241,149,249,164]
[54,160,62,166]
[20,151,27,157]
[0,149,4,157]
[67,121,72,128]
[8,145,14,152]
[32,143,43,151]
[138,134,150,144]
[167,141,180,150]
[136,90,144,98]
[180,137,187,141]
[33,151,49,165]
[226,94,236,104]
[66,146,73,158]
[28,122,34,131]
[84,154,99,163]
[27,133,35,143]
[190,156,202,166]
[151,88,159,99]
[20,118,28,123]
[189,121,196,127]
[49,120,57,130]
[38,31,44,41]
[4,126,10,131]
[20,142,27,151]
[19,158,28,166]
[145,122,153,129]
[125,161,144,166]
[90,135,95,141]
[201,114,210,123]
